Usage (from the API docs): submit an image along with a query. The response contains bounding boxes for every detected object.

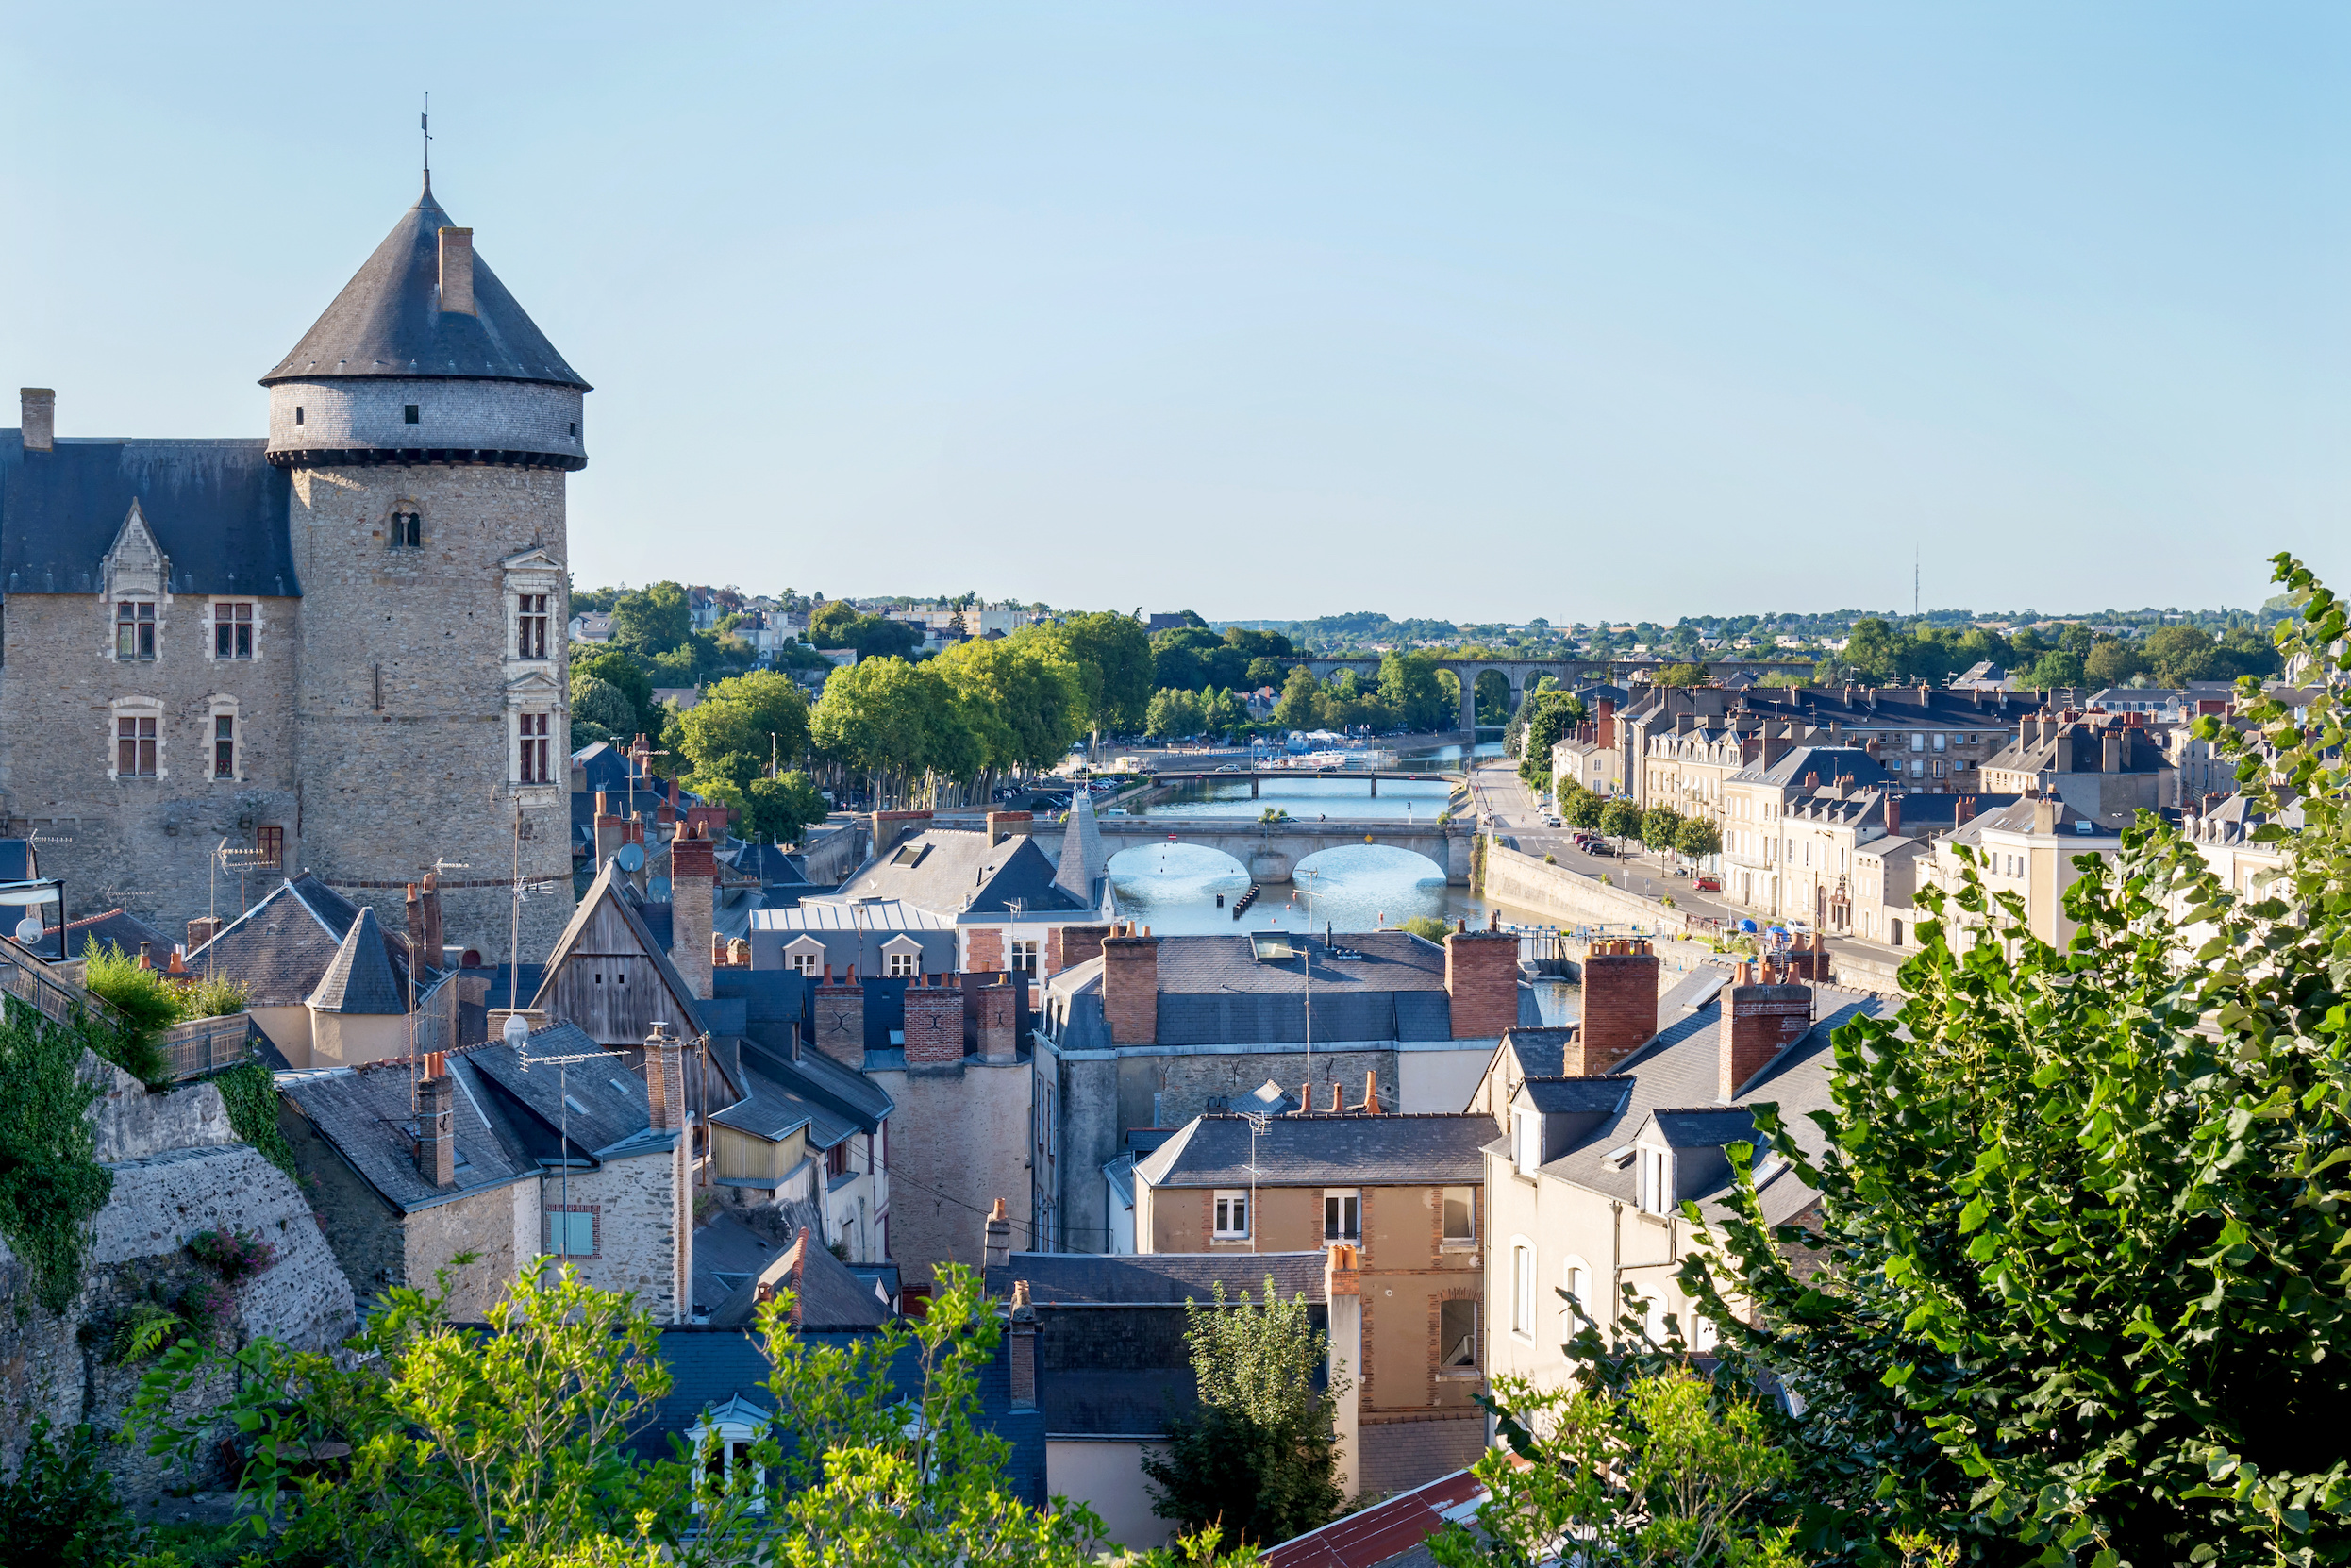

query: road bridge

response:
[1276,656,1817,731]
[1139,769,1459,796]
[1090,815,1475,886]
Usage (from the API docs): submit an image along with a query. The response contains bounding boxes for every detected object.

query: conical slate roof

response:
[308,906,407,1016]
[1054,787,1107,908]
[260,176,590,390]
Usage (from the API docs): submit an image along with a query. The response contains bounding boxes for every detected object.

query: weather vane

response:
[422,92,432,180]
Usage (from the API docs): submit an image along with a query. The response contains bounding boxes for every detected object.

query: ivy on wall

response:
[0,1002,115,1312]
[214,1063,297,1182]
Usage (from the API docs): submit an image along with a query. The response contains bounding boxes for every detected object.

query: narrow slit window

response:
[293,406,304,425]
[392,509,422,548]
[212,713,235,779]
[403,403,420,425]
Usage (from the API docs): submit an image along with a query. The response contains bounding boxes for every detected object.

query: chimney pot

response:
[1326,1082,1342,1113]
[19,389,55,452]
[1361,1070,1381,1115]
[438,227,476,315]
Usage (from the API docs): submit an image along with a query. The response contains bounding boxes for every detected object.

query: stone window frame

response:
[108,695,166,781]
[207,695,243,783]
[501,553,566,673]
[515,709,556,787]
[111,595,161,662]
[206,596,264,662]
[388,499,425,550]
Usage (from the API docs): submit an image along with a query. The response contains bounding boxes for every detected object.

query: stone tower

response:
[263,175,586,963]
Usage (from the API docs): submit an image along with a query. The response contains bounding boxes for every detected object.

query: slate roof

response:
[0,841,35,882]
[709,1227,892,1331]
[986,1251,1327,1307]
[278,1057,537,1214]
[1518,1076,1634,1114]
[261,179,590,390]
[1493,1026,1577,1080]
[1730,744,1892,790]
[45,907,174,962]
[1,433,297,598]
[474,1021,658,1158]
[629,1327,1046,1507]
[1135,1113,1492,1189]
[753,900,956,932]
[708,1042,870,1149]
[189,875,433,1008]
[1530,985,1890,1226]
[308,907,407,1015]
[825,829,1093,921]
[1150,932,1459,1046]
[1055,787,1108,905]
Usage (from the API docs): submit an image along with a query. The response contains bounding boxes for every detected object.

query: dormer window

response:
[115,600,156,660]
[1636,1144,1675,1216]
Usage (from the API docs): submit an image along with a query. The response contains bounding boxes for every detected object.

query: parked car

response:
[1694,876,1722,892]
[1543,815,1562,827]
[1585,841,1618,857]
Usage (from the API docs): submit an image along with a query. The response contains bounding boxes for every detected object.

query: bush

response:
[80,942,176,1085]
[213,1062,297,1180]
[186,1226,275,1284]
[1399,915,1450,942]
[175,971,248,1020]
[0,1006,116,1310]
[0,1417,143,1566]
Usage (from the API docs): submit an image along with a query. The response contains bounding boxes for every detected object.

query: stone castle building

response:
[0,176,583,960]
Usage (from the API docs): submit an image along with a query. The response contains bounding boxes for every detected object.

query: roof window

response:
[1249,932,1296,961]
[562,1094,589,1116]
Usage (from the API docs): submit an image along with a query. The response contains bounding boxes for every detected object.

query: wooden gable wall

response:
[545,894,695,1046]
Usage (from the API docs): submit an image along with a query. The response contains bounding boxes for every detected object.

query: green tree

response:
[1274,667,1322,730]
[810,658,983,801]
[610,581,692,656]
[2083,637,2147,688]
[1651,662,1710,688]
[569,673,638,746]
[1565,791,1606,831]
[933,631,1086,773]
[1599,797,1642,842]
[1641,806,1684,854]
[1516,692,1589,789]
[1243,656,1290,690]
[2142,624,2221,686]
[1843,618,1898,681]
[1434,1372,1800,1568]
[573,647,660,742]
[1674,555,2351,1565]
[2024,648,2085,690]
[0,1419,143,1568]
[1399,914,1450,942]
[1057,611,1156,738]
[1143,687,1204,740]
[1223,627,1294,660]
[1674,815,1723,861]
[1142,1278,1346,1547]
[673,672,811,786]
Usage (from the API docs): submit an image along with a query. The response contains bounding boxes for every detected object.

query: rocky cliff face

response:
[0,1055,357,1501]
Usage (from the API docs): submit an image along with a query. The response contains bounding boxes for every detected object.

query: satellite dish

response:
[14,912,43,947]
[613,842,646,873]
[648,876,673,901]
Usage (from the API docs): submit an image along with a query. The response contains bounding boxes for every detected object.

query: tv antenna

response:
[515,1027,629,1271]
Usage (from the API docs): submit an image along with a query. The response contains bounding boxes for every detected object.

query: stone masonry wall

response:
[541,1144,686,1322]
[0,589,302,942]
[1115,1047,1399,1134]
[287,460,574,963]
[873,1059,1032,1287]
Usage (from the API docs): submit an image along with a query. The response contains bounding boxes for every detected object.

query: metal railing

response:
[161,1012,260,1082]
[0,929,134,1034]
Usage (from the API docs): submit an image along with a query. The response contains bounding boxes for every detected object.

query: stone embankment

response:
[0,1054,356,1502]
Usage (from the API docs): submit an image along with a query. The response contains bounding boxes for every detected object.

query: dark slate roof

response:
[48,907,174,962]
[1135,1113,1492,1189]
[1,434,296,597]
[1496,1026,1577,1080]
[825,830,1094,920]
[261,179,590,390]
[308,906,407,1015]
[0,842,34,882]
[709,1228,891,1331]
[278,1057,537,1214]
[471,1022,657,1159]
[189,875,431,1008]
[630,1327,1046,1506]
[1732,744,1892,790]
[1518,1076,1634,1114]
[987,1251,1327,1307]
[1151,932,1455,1046]
[1648,1107,1762,1149]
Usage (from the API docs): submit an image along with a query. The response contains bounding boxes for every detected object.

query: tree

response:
[1599,797,1642,842]
[1674,815,1723,861]
[1399,915,1450,942]
[2024,648,2085,690]
[1641,806,1683,855]
[1057,611,1155,738]
[1142,1278,1346,1546]
[2142,624,2221,686]
[1843,618,1898,682]
[1651,662,1710,688]
[1565,791,1606,831]
[611,581,692,656]
[1673,556,2351,1565]
[1243,656,1290,690]
[574,647,660,742]
[1517,692,1588,790]
[570,674,638,744]
[1274,667,1322,730]
[810,658,982,801]
[1143,688,1204,740]
[1433,1372,1800,1568]
[2083,637,2147,688]
[809,604,923,661]
[933,632,1086,774]
[674,673,811,788]
[0,1419,142,1568]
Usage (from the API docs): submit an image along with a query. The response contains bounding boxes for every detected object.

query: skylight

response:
[1250,932,1295,961]
[562,1094,589,1116]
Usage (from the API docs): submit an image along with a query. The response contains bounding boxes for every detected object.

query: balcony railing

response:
[0,931,256,1083]
[161,1012,261,1082]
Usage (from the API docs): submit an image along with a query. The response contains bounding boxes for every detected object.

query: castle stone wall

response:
[268,377,584,461]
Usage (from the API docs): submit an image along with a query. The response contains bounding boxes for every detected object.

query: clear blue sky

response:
[6,4,2345,624]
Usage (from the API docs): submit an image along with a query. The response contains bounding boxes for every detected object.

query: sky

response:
[5,4,2347,624]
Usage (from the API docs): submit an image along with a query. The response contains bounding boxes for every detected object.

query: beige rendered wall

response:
[1048,1441,1169,1551]
[309,1009,417,1068]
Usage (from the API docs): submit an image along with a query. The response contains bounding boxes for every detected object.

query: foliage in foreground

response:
[125,1261,1253,1566]
[1668,553,2351,1564]
[0,1417,144,1568]
[1143,1276,1347,1547]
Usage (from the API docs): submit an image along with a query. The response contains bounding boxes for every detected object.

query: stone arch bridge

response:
[1277,656,1815,731]
[1091,816,1476,886]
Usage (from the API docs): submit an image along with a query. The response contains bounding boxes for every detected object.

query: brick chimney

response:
[672,821,717,1002]
[1101,930,1160,1045]
[645,1020,688,1132]
[975,975,1019,1063]
[438,226,476,315]
[985,810,1034,846]
[20,389,54,452]
[686,803,731,842]
[416,1065,456,1188]
[186,916,224,951]
[1443,929,1520,1040]
[983,1197,1013,1270]
[902,973,965,1065]
[2101,730,2126,774]
[1575,938,1659,1070]
[1594,698,1615,750]
[871,810,934,859]
[811,966,867,1067]
[1721,980,1811,1099]
[1953,795,1975,828]
[593,792,625,872]
[1884,794,1901,838]
[1008,1280,1038,1410]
